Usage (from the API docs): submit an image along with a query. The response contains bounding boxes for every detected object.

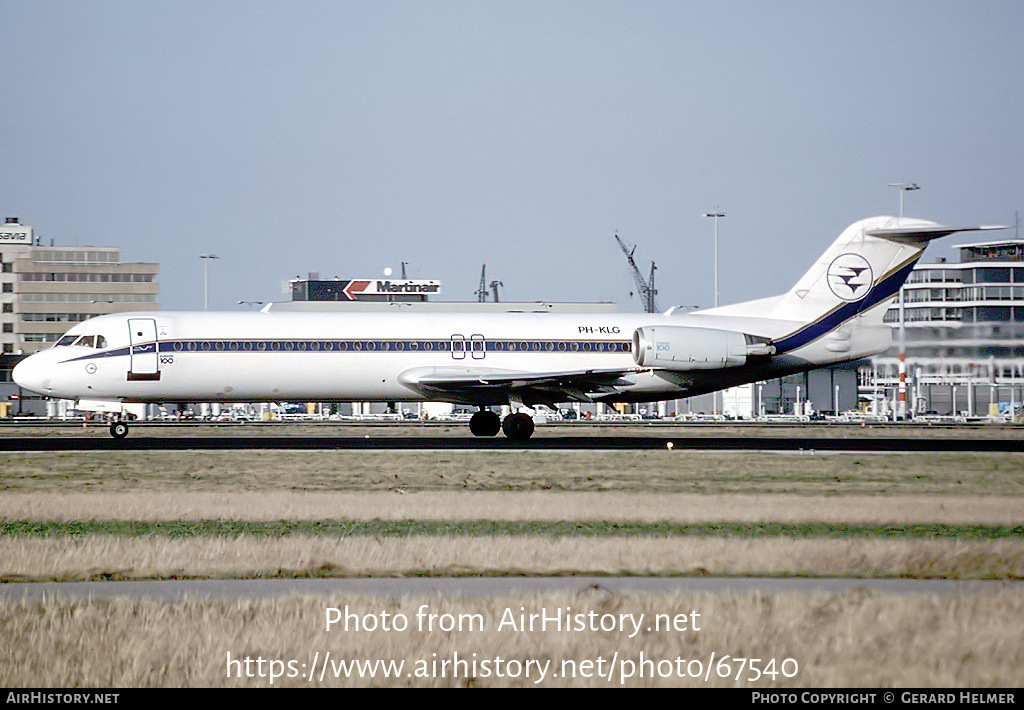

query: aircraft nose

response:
[12,354,52,395]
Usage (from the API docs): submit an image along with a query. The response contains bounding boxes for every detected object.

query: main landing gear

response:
[469,409,501,437]
[469,408,535,441]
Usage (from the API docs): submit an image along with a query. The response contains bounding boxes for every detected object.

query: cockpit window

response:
[68,335,107,349]
[56,335,78,346]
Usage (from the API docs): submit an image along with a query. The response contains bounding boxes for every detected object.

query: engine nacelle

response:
[632,325,773,370]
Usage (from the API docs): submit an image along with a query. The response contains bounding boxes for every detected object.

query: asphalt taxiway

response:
[0,433,1022,452]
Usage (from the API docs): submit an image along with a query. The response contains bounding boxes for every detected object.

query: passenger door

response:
[127,317,160,381]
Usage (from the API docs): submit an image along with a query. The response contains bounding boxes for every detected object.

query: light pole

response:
[199,254,219,311]
[704,211,725,415]
[704,211,725,308]
[888,182,919,221]
[887,183,918,418]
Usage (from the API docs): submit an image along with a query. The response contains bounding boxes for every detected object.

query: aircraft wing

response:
[397,366,643,407]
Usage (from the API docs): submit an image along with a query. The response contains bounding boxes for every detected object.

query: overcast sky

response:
[2,1,1022,312]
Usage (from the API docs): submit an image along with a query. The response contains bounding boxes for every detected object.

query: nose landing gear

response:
[109,420,129,439]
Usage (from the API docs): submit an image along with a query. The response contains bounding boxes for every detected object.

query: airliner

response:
[12,216,1002,439]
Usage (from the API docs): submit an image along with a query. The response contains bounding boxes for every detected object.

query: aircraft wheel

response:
[501,412,535,441]
[469,409,501,437]
[109,421,129,439]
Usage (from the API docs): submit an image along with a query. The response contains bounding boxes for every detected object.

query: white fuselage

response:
[12,308,833,406]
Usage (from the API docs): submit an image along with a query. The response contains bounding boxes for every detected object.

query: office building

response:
[0,218,159,355]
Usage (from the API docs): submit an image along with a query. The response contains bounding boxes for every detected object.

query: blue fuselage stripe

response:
[59,338,635,364]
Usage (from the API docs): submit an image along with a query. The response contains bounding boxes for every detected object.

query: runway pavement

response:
[0,433,1022,451]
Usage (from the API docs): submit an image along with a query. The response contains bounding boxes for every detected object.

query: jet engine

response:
[632,325,774,370]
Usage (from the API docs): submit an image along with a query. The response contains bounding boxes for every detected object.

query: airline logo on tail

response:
[826,253,873,302]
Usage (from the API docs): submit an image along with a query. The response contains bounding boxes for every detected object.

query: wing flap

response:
[398,366,641,405]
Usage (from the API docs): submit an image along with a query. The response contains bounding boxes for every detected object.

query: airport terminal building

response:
[277,274,617,314]
[868,236,1024,417]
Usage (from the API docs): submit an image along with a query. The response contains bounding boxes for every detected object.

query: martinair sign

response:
[0,225,32,244]
[342,279,441,300]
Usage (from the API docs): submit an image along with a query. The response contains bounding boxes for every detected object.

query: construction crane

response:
[474,260,505,302]
[475,262,488,302]
[489,279,503,303]
[614,233,659,313]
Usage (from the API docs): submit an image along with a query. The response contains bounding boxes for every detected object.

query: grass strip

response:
[2,519,1023,540]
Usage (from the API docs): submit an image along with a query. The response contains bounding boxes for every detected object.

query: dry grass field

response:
[4,590,1023,688]
[1,423,1022,687]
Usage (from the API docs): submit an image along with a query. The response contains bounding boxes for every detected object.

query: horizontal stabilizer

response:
[865,223,1007,246]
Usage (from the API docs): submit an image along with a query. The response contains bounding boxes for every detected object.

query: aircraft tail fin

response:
[764,217,1005,354]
